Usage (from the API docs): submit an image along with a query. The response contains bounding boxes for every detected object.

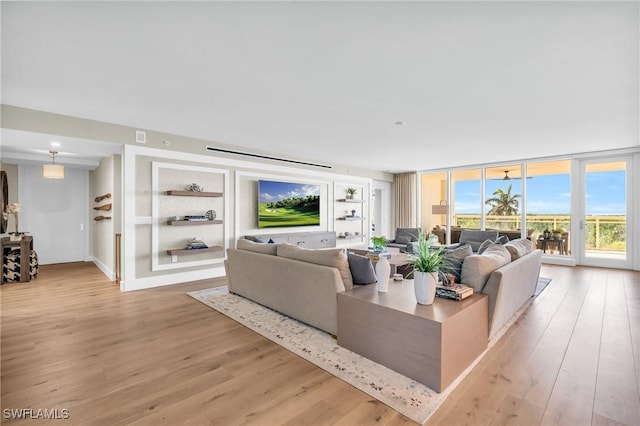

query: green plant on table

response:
[407,231,447,274]
[370,236,387,252]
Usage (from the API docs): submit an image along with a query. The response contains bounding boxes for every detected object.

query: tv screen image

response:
[258,180,320,228]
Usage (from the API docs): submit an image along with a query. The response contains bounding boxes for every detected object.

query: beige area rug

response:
[188,286,526,424]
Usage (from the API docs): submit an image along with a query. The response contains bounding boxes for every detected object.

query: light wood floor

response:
[1,263,638,425]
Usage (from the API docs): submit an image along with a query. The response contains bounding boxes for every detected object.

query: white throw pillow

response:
[504,238,533,261]
[277,243,353,290]
[460,243,511,292]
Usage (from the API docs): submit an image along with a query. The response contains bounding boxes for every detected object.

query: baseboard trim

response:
[121,266,226,292]
[91,256,115,281]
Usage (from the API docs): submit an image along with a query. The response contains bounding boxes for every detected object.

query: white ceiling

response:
[1,1,638,172]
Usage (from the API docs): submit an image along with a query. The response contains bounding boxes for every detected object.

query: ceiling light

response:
[394,121,405,126]
[43,150,64,179]
[51,141,60,147]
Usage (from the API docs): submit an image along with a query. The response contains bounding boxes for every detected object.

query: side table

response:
[1,236,34,283]
[337,282,488,392]
[537,238,565,255]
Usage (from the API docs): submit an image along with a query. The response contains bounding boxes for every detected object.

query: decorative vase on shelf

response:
[414,271,437,305]
[375,255,390,293]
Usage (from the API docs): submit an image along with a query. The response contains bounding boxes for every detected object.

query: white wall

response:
[122,145,381,291]
[19,165,89,265]
[90,155,116,279]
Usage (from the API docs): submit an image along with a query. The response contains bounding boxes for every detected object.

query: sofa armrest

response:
[226,248,345,334]
[482,249,542,338]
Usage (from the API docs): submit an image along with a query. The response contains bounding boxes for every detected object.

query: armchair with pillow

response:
[386,227,421,253]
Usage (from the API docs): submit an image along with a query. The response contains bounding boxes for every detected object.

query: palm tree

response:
[486,184,520,216]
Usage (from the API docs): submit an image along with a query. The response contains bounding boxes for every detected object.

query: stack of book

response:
[186,237,208,250]
[436,283,474,301]
[184,215,208,221]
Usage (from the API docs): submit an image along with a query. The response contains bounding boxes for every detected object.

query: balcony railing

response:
[453,214,626,252]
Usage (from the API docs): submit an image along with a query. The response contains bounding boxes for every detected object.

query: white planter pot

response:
[414,271,437,305]
[375,255,390,292]
[9,234,22,242]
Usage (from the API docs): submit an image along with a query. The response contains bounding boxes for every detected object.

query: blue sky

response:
[454,171,625,215]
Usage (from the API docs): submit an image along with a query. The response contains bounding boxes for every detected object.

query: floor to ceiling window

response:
[418,153,636,268]
[525,160,571,255]
[420,172,447,242]
[484,166,522,232]
[451,169,481,230]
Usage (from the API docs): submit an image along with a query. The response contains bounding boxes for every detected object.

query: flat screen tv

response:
[258,180,320,228]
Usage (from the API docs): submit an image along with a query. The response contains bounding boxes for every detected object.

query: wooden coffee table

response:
[337,281,488,392]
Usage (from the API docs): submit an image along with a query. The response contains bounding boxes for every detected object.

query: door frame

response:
[573,155,634,269]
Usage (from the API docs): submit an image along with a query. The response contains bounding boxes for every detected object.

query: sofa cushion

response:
[395,235,412,244]
[237,238,277,255]
[395,227,420,242]
[461,243,511,292]
[347,252,377,285]
[441,244,472,284]
[277,243,353,290]
[504,238,534,261]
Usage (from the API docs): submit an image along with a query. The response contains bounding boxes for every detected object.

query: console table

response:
[1,236,34,283]
[337,281,488,392]
[244,231,335,248]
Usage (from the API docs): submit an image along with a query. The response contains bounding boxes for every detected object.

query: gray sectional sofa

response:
[225,236,542,340]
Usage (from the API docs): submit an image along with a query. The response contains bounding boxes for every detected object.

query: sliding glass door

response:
[577,157,632,269]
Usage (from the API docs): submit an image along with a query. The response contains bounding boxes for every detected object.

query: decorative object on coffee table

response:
[375,254,390,292]
[408,231,446,305]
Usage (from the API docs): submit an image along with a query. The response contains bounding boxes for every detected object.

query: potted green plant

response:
[346,187,357,200]
[370,235,387,252]
[408,231,446,305]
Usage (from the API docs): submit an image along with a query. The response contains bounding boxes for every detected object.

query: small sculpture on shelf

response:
[187,183,203,192]
[206,209,216,220]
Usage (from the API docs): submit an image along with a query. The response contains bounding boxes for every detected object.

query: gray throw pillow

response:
[459,238,484,252]
[477,239,493,254]
[441,244,472,284]
[496,235,509,245]
[347,252,377,285]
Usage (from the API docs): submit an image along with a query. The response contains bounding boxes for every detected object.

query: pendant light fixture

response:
[43,150,64,179]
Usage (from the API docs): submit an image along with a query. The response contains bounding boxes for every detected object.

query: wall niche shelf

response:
[166,190,223,197]
[166,246,223,256]
[167,219,223,226]
[336,198,366,203]
[338,216,365,221]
